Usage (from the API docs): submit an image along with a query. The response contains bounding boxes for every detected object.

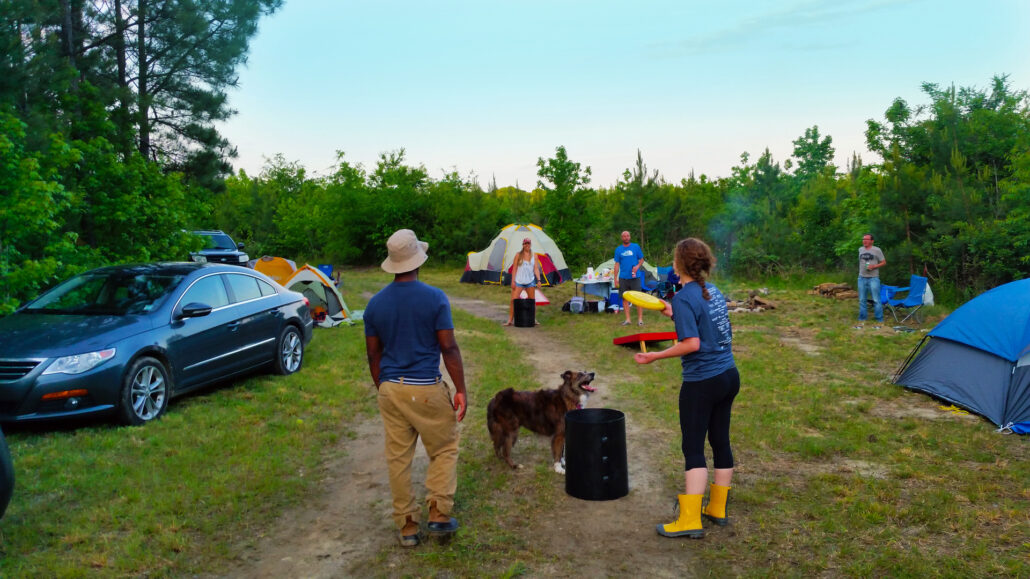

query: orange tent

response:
[252,256,297,285]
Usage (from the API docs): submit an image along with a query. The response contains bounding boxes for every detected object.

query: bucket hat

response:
[382,229,429,273]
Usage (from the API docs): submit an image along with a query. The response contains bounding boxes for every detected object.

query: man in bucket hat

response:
[364,229,468,547]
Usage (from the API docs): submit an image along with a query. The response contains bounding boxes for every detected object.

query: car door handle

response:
[227,321,241,332]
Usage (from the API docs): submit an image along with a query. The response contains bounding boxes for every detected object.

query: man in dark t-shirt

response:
[365,229,468,547]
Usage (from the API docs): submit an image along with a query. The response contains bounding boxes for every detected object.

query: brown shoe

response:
[427,500,459,535]
[398,515,421,547]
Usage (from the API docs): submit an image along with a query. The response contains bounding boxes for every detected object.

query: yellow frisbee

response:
[621,290,666,310]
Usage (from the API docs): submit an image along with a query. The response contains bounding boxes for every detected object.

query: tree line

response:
[1,0,280,313]
[213,76,1029,302]
[1,3,1027,314]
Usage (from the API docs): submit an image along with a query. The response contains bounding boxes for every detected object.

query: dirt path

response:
[218,297,709,578]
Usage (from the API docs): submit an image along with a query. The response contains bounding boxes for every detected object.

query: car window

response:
[181,275,229,309]
[199,233,237,250]
[258,279,277,296]
[26,272,183,315]
[36,275,109,312]
[226,274,263,303]
[116,275,183,314]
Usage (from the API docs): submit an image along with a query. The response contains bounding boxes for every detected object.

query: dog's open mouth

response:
[578,375,596,392]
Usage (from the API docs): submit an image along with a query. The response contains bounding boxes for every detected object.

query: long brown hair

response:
[515,239,533,267]
[674,238,716,300]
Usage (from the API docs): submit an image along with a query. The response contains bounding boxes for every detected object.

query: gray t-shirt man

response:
[858,245,885,278]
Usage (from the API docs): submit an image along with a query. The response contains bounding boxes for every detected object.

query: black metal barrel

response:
[564,408,628,501]
[513,298,535,327]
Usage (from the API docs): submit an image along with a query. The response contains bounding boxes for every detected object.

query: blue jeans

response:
[857,277,883,322]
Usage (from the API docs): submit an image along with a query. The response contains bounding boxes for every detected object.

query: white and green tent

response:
[284,265,352,327]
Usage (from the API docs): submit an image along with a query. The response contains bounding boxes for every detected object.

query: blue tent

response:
[893,279,1030,433]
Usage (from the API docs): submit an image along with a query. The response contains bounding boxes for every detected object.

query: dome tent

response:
[893,279,1030,433]
[284,265,352,327]
[250,255,297,284]
[461,224,570,286]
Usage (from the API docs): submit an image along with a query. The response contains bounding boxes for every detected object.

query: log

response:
[814,282,851,295]
[750,296,776,309]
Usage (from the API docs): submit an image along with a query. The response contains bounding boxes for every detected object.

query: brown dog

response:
[486,370,596,474]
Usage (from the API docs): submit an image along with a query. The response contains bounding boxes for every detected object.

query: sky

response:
[218,0,1030,189]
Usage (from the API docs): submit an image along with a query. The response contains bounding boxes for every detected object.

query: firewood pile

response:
[727,289,777,312]
[810,282,857,300]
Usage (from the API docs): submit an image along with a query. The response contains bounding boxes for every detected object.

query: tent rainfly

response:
[893,278,1030,433]
[250,255,297,285]
[284,265,352,327]
[461,224,570,286]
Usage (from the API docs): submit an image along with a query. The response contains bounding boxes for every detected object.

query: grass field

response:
[1,267,1027,577]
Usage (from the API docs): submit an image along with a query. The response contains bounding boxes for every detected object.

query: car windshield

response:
[200,233,236,250]
[24,271,185,315]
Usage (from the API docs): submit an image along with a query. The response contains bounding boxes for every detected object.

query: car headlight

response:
[42,348,117,375]
[238,254,249,263]
[191,254,207,263]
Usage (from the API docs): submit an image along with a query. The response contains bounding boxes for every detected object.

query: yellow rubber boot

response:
[657,494,704,538]
[702,484,731,526]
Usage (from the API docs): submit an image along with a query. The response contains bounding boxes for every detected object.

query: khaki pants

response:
[377,380,459,529]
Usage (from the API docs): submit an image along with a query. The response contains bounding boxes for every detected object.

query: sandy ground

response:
[216,297,716,578]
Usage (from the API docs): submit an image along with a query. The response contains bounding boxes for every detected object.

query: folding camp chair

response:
[885,275,929,324]
[641,270,657,294]
[879,284,895,304]
[650,266,677,300]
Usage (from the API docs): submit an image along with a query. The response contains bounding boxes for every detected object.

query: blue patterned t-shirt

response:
[672,281,735,381]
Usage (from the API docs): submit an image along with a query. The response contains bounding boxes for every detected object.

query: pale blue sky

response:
[218,0,1030,188]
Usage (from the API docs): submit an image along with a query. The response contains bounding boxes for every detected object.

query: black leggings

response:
[679,366,740,471]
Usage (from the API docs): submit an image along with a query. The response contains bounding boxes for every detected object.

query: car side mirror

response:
[179,302,213,319]
[237,242,246,250]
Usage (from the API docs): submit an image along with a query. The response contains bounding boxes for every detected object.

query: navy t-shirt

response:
[672,281,735,381]
[364,280,454,382]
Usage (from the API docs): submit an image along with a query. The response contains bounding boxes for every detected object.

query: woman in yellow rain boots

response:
[635,238,741,539]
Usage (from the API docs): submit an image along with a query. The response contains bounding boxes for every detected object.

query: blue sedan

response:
[0,263,314,425]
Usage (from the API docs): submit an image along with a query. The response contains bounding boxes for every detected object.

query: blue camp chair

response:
[880,283,899,306]
[885,275,929,324]
[640,267,657,293]
[651,266,678,300]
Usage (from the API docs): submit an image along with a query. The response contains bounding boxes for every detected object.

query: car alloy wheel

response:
[119,357,170,425]
[275,326,303,375]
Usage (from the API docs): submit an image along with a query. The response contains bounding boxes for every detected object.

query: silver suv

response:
[189,230,250,266]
